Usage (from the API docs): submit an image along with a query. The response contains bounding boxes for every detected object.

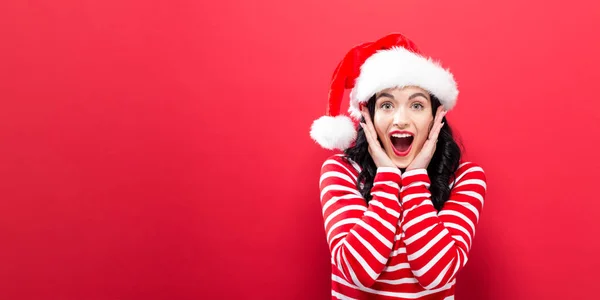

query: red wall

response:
[2,0,600,299]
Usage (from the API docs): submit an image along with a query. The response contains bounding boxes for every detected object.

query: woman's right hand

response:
[360,106,397,169]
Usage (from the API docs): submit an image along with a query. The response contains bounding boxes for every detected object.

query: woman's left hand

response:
[406,106,447,171]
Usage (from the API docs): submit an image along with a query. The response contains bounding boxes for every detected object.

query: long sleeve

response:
[319,155,403,288]
[399,162,486,290]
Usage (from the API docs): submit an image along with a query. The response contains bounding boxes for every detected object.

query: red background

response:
[2,0,600,299]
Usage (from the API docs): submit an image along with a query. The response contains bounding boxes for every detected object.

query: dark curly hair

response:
[343,93,462,211]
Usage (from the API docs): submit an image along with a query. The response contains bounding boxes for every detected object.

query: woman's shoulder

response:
[452,161,487,185]
[320,153,362,175]
[456,161,485,173]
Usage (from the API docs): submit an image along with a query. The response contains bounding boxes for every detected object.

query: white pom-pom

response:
[310,115,357,150]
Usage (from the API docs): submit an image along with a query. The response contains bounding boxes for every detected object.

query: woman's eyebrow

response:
[376,92,429,100]
[376,92,394,100]
[409,93,429,100]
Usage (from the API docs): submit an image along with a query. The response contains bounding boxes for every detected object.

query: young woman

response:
[310,33,487,299]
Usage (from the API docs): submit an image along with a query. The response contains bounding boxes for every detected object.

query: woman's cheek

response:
[414,135,427,152]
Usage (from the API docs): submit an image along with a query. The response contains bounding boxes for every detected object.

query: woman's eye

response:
[411,102,424,110]
[381,103,393,110]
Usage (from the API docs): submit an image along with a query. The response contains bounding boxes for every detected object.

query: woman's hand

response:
[406,106,446,171]
[360,106,397,169]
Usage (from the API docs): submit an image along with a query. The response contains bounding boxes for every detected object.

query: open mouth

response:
[390,132,414,156]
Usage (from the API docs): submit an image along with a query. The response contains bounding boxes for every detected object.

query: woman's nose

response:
[393,109,409,128]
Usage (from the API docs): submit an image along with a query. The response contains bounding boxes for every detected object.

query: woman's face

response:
[372,86,434,169]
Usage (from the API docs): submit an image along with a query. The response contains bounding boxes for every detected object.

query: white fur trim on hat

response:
[310,115,357,150]
[348,46,458,119]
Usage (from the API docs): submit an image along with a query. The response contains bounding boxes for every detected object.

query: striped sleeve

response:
[319,155,403,288]
[399,162,486,290]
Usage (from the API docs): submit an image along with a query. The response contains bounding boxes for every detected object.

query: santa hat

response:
[309,33,459,150]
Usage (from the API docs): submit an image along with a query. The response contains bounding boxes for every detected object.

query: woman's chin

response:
[391,156,412,169]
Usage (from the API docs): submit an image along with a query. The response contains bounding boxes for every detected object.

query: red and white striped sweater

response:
[319,154,487,300]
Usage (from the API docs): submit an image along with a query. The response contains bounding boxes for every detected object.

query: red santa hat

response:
[310,33,459,150]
